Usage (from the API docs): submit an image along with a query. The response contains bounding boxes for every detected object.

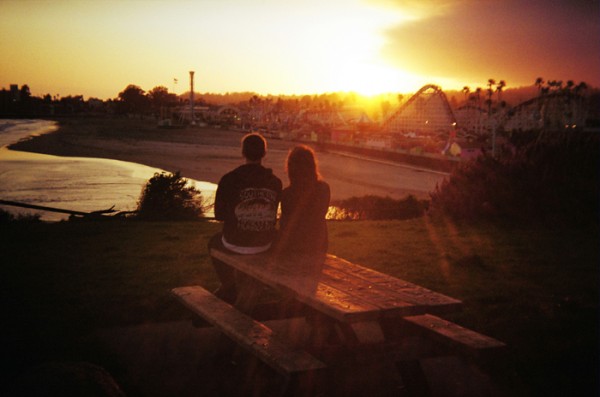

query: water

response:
[0,119,216,221]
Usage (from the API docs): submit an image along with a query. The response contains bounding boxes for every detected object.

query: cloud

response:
[378,0,600,86]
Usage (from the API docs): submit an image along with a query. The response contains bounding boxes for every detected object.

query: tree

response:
[117,84,149,116]
[148,86,177,114]
[60,95,85,113]
[474,87,483,135]
[574,81,588,96]
[496,80,506,103]
[475,87,482,106]
[462,86,470,102]
[535,77,544,95]
[486,78,496,114]
[136,171,205,221]
[19,85,31,101]
[566,80,574,92]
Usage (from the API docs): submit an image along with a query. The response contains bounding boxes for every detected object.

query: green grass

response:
[1,218,597,396]
[328,219,598,396]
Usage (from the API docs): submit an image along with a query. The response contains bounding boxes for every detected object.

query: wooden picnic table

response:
[172,249,504,396]
[210,250,462,344]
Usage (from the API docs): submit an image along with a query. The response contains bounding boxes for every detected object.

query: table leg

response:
[306,312,340,350]
[343,321,385,344]
[233,274,262,314]
[396,360,431,397]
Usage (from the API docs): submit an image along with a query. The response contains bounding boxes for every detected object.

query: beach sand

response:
[10,120,448,201]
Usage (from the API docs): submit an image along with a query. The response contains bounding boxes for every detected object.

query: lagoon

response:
[0,120,216,221]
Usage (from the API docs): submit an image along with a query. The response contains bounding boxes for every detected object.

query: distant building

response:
[10,84,20,102]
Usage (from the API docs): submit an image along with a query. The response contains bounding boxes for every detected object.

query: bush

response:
[332,194,429,220]
[0,208,41,223]
[430,131,600,227]
[136,171,205,221]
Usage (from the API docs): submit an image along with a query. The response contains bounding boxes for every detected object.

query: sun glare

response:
[331,62,427,96]
[288,4,420,96]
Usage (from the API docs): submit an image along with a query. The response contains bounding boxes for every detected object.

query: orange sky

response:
[1,0,598,99]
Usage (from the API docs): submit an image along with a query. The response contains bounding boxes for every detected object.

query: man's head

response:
[242,133,267,162]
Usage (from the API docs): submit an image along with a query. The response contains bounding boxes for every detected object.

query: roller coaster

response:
[383,84,589,140]
[382,84,456,136]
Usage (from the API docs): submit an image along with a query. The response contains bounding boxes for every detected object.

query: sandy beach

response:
[10,119,448,201]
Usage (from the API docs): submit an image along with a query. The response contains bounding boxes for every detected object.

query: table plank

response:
[172,286,327,375]
[319,267,418,315]
[324,255,462,314]
[211,249,381,322]
[403,314,506,357]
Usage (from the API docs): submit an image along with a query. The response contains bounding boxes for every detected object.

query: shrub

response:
[430,131,599,227]
[0,208,41,223]
[332,194,429,220]
[136,171,205,221]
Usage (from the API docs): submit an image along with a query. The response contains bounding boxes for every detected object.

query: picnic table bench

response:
[172,249,505,396]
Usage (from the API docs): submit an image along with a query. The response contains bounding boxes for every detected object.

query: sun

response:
[297,6,425,96]
[331,61,426,96]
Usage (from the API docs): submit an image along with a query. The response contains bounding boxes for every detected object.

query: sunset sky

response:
[1,0,598,99]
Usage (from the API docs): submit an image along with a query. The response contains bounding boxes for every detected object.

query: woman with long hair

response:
[277,145,330,259]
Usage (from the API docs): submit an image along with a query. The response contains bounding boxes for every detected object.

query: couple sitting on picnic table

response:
[209,133,330,303]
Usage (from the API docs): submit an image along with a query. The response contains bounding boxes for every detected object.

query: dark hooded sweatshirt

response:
[214,163,282,250]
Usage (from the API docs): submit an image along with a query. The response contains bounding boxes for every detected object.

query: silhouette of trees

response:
[117,84,150,116]
[59,95,85,113]
[0,208,41,223]
[535,77,545,95]
[486,78,496,114]
[136,171,205,221]
[148,86,178,113]
[534,78,590,98]
[496,80,506,104]
[474,87,482,107]
[574,81,588,95]
[19,85,31,101]
[462,86,470,103]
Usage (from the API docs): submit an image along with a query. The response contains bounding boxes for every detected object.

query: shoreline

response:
[8,118,448,201]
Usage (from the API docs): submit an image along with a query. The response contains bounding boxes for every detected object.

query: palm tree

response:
[535,77,544,95]
[565,80,575,98]
[486,79,496,115]
[462,86,470,103]
[566,80,574,90]
[496,80,506,103]
[475,87,482,135]
[574,81,588,95]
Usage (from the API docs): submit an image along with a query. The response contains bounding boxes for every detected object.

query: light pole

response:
[189,71,195,125]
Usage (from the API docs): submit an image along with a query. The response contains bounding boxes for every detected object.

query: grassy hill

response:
[1,218,597,396]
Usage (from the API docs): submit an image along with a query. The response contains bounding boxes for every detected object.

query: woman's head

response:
[286,145,319,185]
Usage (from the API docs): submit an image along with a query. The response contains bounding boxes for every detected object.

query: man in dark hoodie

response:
[209,133,282,302]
